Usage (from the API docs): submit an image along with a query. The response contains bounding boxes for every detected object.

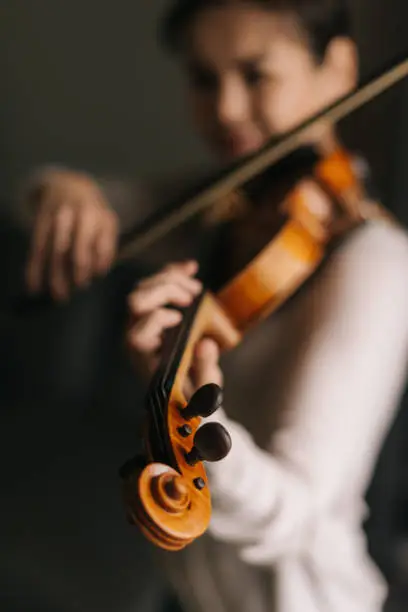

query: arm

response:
[204,221,408,564]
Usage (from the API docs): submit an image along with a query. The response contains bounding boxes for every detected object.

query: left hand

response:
[125,260,223,398]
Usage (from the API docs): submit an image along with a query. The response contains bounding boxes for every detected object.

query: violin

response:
[118,55,407,551]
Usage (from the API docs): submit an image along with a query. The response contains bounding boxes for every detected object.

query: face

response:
[180,4,357,161]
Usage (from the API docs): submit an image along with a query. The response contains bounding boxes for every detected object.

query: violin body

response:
[120,144,393,551]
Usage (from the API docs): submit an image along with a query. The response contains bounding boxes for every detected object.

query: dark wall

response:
[0,0,209,209]
[0,0,407,212]
[340,0,408,208]
[1,2,408,612]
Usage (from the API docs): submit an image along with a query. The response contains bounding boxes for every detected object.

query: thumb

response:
[191,338,223,389]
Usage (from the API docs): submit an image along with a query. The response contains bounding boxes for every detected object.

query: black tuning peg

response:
[181,383,223,420]
[185,422,232,466]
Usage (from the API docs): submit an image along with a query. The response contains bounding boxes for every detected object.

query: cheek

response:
[256,77,321,134]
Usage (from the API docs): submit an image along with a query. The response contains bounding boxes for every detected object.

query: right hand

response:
[126,261,223,398]
[24,168,119,301]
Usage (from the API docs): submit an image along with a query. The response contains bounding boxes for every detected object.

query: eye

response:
[242,66,266,87]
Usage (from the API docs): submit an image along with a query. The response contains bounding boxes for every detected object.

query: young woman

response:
[123,2,408,612]
[22,1,408,611]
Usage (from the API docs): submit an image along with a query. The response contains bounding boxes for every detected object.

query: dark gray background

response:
[1,2,408,611]
[0,0,406,208]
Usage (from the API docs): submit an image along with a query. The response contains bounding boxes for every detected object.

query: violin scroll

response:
[121,382,232,551]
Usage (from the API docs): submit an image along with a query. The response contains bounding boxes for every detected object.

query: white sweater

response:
[160,220,408,612]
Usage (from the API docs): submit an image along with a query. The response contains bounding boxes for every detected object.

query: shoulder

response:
[307,221,408,335]
[328,220,408,289]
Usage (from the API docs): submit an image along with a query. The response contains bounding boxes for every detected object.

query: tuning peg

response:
[181,383,223,420]
[185,422,232,466]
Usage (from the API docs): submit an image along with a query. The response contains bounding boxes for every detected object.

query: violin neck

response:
[149,294,205,401]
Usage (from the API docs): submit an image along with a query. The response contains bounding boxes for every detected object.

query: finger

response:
[72,205,99,286]
[164,260,198,276]
[183,377,195,402]
[93,210,118,275]
[139,267,202,295]
[25,207,54,293]
[49,204,76,301]
[127,308,182,353]
[192,338,223,388]
[128,280,198,318]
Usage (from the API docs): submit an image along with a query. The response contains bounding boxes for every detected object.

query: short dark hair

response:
[160,0,352,63]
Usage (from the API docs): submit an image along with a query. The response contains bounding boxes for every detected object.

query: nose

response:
[215,77,249,127]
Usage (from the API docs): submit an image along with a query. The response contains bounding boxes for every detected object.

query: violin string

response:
[117,56,408,262]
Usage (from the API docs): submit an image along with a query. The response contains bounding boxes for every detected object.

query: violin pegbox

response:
[179,384,232,466]
[121,383,231,551]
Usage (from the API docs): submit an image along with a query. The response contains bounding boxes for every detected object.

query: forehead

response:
[184,4,307,66]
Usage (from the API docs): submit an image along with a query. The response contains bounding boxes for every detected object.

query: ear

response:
[323,37,359,96]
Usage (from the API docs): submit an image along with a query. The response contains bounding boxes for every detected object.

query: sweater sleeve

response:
[203,221,408,565]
